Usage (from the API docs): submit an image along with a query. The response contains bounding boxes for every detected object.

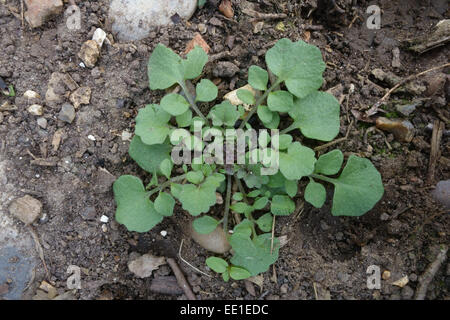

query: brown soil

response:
[0,0,448,300]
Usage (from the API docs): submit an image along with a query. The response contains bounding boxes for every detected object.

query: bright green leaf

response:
[237,89,255,105]
[193,216,220,234]
[159,158,173,179]
[267,90,293,112]
[182,46,208,80]
[315,149,344,175]
[289,91,340,141]
[253,197,269,210]
[279,142,316,180]
[257,105,273,123]
[148,44,184,90]
[175,109,192,127]
[271,195,295,216]
[113,175,163,232]
[304,179,326,208]
[196,79,218,102]
[256,213,273,232]
[284,179,297,197]
[208,101,240,127]
[206,257,228,273]
[265,38,325,98]
[160,93,189,116]
[154,192,175,216]
[135,104,171,145]
[229,267,251,280]
[179,182,218,216]
[248,65,268,91]
[187,171,205,184]
[128,135,171,174]
[328,155,384,216]
[278,134,293,150]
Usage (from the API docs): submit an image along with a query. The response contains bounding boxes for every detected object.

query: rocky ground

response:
[0,0,449,300]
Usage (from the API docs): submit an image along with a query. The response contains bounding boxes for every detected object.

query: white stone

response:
[109,0,197,41]
[121,130,132,141]
[160,230,167,237]
[87,135,96,141]
[23,90,40,99]
[100,215,109,223]
[92,28,107,48]
[27,104,44,116]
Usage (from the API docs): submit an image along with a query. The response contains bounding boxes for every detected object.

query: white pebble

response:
[27,104,44,116]
[79,62,86,68]
[121,130,132,141]
[23,90,40,99]
[160,230,167,237]
[92,28,107,47]
[88,134,96,141]
[100,215,109,223]
[101,224,108,232]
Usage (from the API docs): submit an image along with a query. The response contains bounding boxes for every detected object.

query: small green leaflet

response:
[278,134,293,150]
[113,175,163,232]
[279,142,316,180]
[253,197,269,210]
[135,104,171,145]
[160,93,189,116]
[230,233,279,276]
[304,179,326,208]
[327,155,384,216]
[237,89,255,105]
[284,179,298,197]
[271,195,295,215]
[159,158,173,179]
[148,44,208,90]
[229,267,251,280]
[267,90,293,112]
[256,213,273,232]
[193,216,220,234]
[196,79,218,102]
[206,257,228,273]
[257,105,273,123]
[179,176,221,215]
[128,136,171,174]
[208,101,240,127]
[176,109,193,127]
[289,91,340,142]
[315,149,344,175]
[265,38,325,99]
[154,192,175,216]
[248,65,268,91]
[186,171,205,184]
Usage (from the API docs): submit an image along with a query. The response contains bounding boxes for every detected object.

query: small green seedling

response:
[113,38,384,280]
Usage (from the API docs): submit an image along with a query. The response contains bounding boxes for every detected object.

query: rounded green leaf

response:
[237,89,255,105]
[135,104,171,145]
[330,155,384,216]
[160,93,189,116]
[248,65,268,91]
[128,135,171,174]
[304,179,326,208]
[222,270,230,282]
[267,90,293,112]
[113,175,163,232]
[196,79,218,102]
[284,179,298,197]
[253,197,269,210]
[179,183,218,216]
[271,195,295,216]
[233,192,244,201]
[208,101,240,127]
[148,44,184,90]
[263,111,280,129]
[315,149,344,175]
[154,192,175,216]
[257,105,273,123]
[206,257,228,273]
[186,171,205,184]
[256,213,273,232]
[279,142,316,180]
[289,91,340,142]
[193,215,220,234]
[182,46,208,79]
[230,267,251,280]
[176,109,193,127]
[159,158,173,179]
[265,38,325,98]
[278,134,293,150]
[247,190,261,198]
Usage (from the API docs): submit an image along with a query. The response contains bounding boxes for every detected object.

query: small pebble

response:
[160,230,167,237]
[88,135,96,141]
[100,215,109,223]
[27,104,44,116]
[58,103,75,124]
[37,117,47,129]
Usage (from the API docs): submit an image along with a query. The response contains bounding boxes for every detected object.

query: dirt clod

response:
[9,195,43,225]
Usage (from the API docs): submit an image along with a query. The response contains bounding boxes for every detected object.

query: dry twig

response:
[166,257,197,300]
[415,245,448,300]
[426,120,444,184]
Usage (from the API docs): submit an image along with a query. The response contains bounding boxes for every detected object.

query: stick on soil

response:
[166,258,197,300]
[415,246,448,300]
[426,120,444,184]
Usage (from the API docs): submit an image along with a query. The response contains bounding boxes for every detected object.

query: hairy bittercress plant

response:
[113,38,384,280]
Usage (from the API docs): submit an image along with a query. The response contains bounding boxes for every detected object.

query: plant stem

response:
[147,173,187,197]
[310,173,335,184]
[223,174,232,234]
[180,81,208,123]
[280,122,298,135]
[238,79,282,129]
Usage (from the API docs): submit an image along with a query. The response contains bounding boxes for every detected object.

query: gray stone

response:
[58,103,75,124]
[37,117,47,129]
[401,285,414,299]
[109,0,197,41]
[93,168,116,194]
[432,180,450,209]
[9,195,42,225]
[213,61,239,78]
